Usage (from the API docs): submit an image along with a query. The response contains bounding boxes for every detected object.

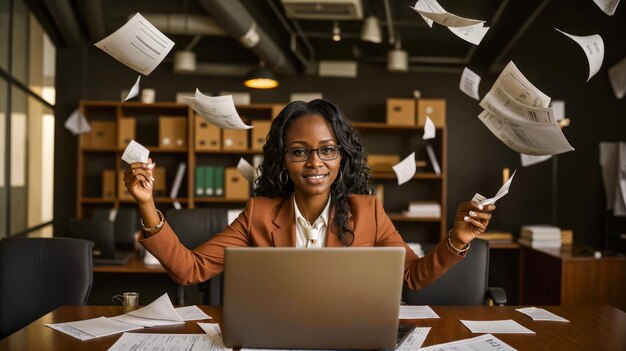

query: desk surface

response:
[1,305,624,350]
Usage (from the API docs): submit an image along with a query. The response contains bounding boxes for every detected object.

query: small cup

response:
[141,89,156,104]
[112,292,139,310]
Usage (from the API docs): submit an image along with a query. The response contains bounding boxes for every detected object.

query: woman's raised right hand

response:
[123,157,155,205]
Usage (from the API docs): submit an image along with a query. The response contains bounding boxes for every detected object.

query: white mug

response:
[141,89,156,104]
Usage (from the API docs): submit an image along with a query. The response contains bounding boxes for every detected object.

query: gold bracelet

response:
[447,229,470,255]
[141,209,165,235]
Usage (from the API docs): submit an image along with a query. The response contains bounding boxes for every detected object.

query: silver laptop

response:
[222,247,406,349]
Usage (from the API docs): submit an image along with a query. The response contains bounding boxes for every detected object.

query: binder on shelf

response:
[205,166,215,196]
[214,166,225,197]
[195,166,205,196]
[425,144,441,175]
[169,162,186,200]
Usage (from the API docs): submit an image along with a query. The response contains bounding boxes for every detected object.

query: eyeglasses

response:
[284,145,341,162]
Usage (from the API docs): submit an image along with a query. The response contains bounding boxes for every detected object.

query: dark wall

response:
[54,1,625,247]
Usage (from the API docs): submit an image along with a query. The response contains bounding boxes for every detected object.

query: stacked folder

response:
[518,225,562,248]
[195,166,225,197]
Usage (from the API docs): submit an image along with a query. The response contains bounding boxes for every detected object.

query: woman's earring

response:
[334,169,343,184]
[279,168,289,185]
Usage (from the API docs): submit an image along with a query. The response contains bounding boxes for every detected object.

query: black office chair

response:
[0,237,93,337]
[402,239,507,306]
[165,208,229,306]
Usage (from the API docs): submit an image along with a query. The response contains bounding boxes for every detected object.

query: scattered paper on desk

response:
[460,319,535,334]
[555,28,604,82]
[460,67,481,100]
[185,89,252,129]
[127,293,184,322]
[399,305,439,319]
[94,13,174,75]
[198,323,231,349]
[521,153,552,167]
[472,170,516,205]
[420,333,517,351]
[608,56,626,99]
[393,152,416,185]
[175,306,212,321]
[64,108,91,135]
[108,333,222,351]
[423,117,436,140]
[46,322,102,341]
[65,316,142,339]
[121,140,150,164]
[123,76,141,101]
[237,158,257,184]
[592,0,621,16]
[111,313,184,328]
[396,327,430,351]
[516,307,569,322]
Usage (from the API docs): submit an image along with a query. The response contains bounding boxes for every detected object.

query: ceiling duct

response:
[140,14,226,36]
[199,0,298,75]
[281,0,363,20]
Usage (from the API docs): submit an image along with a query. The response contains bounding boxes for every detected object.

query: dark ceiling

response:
[25,0,625,76]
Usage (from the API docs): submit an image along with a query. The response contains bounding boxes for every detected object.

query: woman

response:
[125,99,495,290]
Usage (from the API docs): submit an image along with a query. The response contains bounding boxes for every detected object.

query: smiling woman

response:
[127,99,497,291]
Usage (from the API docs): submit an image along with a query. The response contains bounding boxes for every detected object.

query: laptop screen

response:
[222,247,405,349]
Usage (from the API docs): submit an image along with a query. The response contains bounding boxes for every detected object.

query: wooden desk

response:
[93,255,165,274]
[521,244,626,311]
[1,305,624,350]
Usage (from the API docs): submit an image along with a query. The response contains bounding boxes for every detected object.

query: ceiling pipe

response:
[138,14,227,36]
[82,0,106,41]
[383,0,395,45]
[199,0,298,75]
[42,0,84,47]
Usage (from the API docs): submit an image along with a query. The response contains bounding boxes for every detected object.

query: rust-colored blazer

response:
[140,194,463,290]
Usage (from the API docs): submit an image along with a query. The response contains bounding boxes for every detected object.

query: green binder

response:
[205,166,215,196]
[195,166,205,196]
[214,166,225,197]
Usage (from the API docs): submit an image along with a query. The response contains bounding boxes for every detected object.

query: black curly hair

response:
[253,99,372,246]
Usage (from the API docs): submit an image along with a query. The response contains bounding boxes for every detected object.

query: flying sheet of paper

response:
[425,144,441,175]
[126,293,184,322]
[412,0,484,27]
[185,89,252,129]
[460,67,481,100]
[615,143,626,216]
[175,306,212,321]
[490,61,551,108]
[460,319,535,334]
[123,75,141,102]
[608,56,626,99]
[198,323,232,350]
[521,153,552,167]
[396,327,430,351]
[237,158,257,184]
[480,86,556,125]
[392,152,417,185]
[399,305,440,319]
[550,100,565,121]
[472,170,516,206]
[423,116,436,140]
[121,139,150,164]
[420,333,517,351]
[94,13,174,75]
[449,23,490,45]
[64,108,91,135]
[108,333,223,351]
[592,0,621,15]
[555,28,604,82]
[516,307,569,322]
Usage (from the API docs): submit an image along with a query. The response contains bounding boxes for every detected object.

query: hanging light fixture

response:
[244,62,279,89]
[361,16,382,43]
[173,50,196,73]
[332,21,341,42]
[387,39,408,72]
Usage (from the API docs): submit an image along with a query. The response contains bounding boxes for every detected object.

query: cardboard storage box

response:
[195,115,221,150]
[367,154,401,172]
[159,116,187,149]
[118,117,136,149]
[386,98,415,126]
[118,171,133,200]
[251,120,271,151]
[152,166,166,197]
[102,170,116,199]
[223,129,249,151]
[225,167,249,200]
[83,121,116,149]
[417,99,446,127]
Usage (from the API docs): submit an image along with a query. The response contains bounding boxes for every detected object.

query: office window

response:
[0,1,8,70]
[9,90,54,237]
